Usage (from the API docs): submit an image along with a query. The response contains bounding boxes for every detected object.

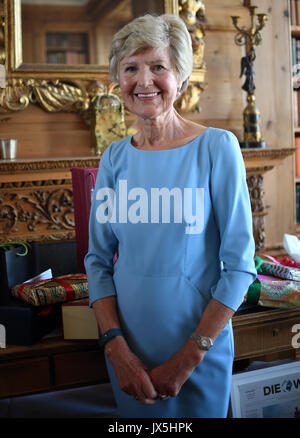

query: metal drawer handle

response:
[272,328,279,337]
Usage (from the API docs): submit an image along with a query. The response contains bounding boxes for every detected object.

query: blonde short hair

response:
[109,14,193,93]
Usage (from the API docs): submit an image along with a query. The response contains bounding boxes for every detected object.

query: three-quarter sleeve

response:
[84,148,118,307]
[210,131,257,311]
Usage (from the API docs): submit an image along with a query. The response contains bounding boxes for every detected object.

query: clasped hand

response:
[109,340,204,405]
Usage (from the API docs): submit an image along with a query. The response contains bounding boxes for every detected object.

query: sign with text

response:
[231,361,300,418]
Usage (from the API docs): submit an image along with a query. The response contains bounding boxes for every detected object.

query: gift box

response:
[245,276,300,309]
[62,298,98,340]
[0,299,61,346]
[0,242,39,305]
[244,256,300,309]
[11,274,88,306]
[258,255,300,281]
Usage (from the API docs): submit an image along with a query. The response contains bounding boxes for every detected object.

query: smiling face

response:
[118,46,182,121]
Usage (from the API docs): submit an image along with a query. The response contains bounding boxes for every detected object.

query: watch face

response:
[200,338,209,348]
[191,333,213,351]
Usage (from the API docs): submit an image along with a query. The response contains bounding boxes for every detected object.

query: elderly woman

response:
[85,14,256,418]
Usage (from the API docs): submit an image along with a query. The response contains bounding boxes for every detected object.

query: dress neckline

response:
[127,127,211,152]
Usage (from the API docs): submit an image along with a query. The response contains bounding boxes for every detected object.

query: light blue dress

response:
[84,127,256,418]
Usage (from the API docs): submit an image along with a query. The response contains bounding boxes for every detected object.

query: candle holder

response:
[231,6,267,148]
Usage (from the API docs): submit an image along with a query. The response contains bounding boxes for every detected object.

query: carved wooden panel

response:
[0,180,74,242]
[0,157,100,243]
[247,174,266,250]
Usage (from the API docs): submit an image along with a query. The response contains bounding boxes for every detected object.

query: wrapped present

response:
[11,274,88,306]
[258,258,300,281]
[245,276,300,309]
[244,256,300,309]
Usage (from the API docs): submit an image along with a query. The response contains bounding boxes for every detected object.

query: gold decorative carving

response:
[177,0,207,112]
[178,0,206,68]
[0,78,93,114]
[0,78,29,112]
[0,156,100,173]
[242,148,295,160]
[175,82,206,113]
[0,179,71,189]
[32,80,90,113]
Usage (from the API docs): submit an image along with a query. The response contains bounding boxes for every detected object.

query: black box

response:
[0,299,61,346]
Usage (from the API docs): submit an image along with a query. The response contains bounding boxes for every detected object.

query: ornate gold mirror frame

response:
[0,0,206,116]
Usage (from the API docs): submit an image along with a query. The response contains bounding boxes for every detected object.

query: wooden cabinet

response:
[53,349,108,389]
[0,357,50,398]
[233,306,300,361]
[0,337,108,399]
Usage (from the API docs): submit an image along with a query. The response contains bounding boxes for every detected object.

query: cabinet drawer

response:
[0,357,50,398]
[54,349,108,388]
[234,318,298,359]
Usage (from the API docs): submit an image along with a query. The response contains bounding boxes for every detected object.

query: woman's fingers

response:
[113,351,158,404]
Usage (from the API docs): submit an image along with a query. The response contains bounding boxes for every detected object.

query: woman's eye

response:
[125,66,136,72]
[154,65,164,71]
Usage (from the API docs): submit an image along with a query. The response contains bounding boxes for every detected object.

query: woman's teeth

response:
[136,92,159,97]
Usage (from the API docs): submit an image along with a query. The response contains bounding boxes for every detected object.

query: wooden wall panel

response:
[195,0,249,140]
[0,105,91,158]
[249,0,295,250]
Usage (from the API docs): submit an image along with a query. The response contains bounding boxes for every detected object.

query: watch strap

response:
[99,328,123,348]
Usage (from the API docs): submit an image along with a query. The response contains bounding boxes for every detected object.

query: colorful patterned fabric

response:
[11,274,88,306]
[245,256,300,308]
[258,256,300,281]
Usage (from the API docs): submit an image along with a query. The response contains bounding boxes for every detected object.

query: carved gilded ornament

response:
[175,82,205,113]
[0,78,92,113]
[178,0,206,67]
[177,0,206,112]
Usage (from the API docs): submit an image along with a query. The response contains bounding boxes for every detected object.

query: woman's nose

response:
[137,67,153,87]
